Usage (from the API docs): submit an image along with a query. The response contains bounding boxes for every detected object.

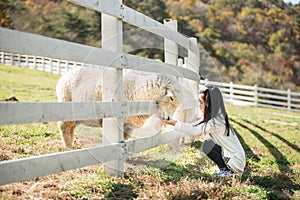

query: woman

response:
[161,85,246,177]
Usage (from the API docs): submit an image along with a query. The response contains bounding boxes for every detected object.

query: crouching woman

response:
[160,86,246,177]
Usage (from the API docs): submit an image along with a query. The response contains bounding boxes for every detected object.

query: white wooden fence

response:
[0,0,200,185]
[1,50,300,113]
[201,80,300,113]
[0,51,83,74]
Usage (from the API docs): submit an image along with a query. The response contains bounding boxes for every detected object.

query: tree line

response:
[1,0,300,90]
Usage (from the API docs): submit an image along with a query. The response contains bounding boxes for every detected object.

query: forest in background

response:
[1,0,300,90]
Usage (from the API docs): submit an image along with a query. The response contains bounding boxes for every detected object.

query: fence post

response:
[101,1,124,177]
[25,54,28,67]
[41,57,45,71]
[57,59,61,75]
[287,89,291,110]
[164,19,178,65]
[34,55,37,69]
[1,52,4,64]
[66,61,69,73]
[178,58,183,67]
[205,78,209,85]
[184,57,188,68]
[164,18,181,151]
[187,37,200,144]
[230,81,234,104]
[254,84,258,107]
[187,38,200,93]
[17,54,21,66]
[10,52,13,66]
[50,58,53,73]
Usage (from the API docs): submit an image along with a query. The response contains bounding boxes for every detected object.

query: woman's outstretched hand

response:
[158,116,177,126]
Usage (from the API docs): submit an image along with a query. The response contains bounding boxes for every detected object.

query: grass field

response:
[0,64,299,199]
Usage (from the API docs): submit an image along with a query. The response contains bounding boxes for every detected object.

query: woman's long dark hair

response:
[199,86,230,136]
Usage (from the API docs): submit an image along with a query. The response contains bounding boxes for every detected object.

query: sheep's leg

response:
[123,119,135,140]
[58,121,76,148]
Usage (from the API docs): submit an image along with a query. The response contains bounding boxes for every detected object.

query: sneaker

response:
[213,170,232,178]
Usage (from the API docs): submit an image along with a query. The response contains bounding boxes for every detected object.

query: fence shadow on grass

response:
[230,118,300,198]
[126,157,211,184]
[230,122,260,162]
[243,119,300,154]
[230,118,290,172]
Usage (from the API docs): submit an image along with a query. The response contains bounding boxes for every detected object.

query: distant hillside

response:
[1,0,300,90]
[165,0,300,90]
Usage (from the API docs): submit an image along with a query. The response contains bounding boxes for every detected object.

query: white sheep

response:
[56,67,199,148]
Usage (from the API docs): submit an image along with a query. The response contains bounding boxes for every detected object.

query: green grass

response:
[0,64,60,102]
[0,64,299,199]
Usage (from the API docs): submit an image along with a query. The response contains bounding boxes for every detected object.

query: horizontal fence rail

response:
[0,130,185,185]
[0,28,199,82]
[0,101,159,125]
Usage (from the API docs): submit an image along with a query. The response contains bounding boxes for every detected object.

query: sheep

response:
[56,66,197,148]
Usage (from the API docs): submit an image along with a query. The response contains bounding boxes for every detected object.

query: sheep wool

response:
[56,67,184,148]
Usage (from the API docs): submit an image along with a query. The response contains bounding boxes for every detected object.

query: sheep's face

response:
[158,89,181,117]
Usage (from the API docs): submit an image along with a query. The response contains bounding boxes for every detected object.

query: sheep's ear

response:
[166,89,174,97]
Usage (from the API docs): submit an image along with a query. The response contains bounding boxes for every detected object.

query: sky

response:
[283,0,300,4]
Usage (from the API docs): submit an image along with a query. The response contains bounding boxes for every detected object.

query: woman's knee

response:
[202,139,215,155]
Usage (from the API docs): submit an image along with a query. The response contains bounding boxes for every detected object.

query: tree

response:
[124,0,169,23]
[8,0,100,45]
[0,0,25,28]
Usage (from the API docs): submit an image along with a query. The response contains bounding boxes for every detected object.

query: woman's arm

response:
[160,116,227,136]
[159,117,206,136]
[175,121,206,136]
[159,117,177,126]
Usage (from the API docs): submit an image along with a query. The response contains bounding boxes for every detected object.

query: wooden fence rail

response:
[0,101,159,125]
[0,130,185,185]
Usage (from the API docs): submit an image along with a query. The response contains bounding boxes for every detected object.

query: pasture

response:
[0,64,299,199]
